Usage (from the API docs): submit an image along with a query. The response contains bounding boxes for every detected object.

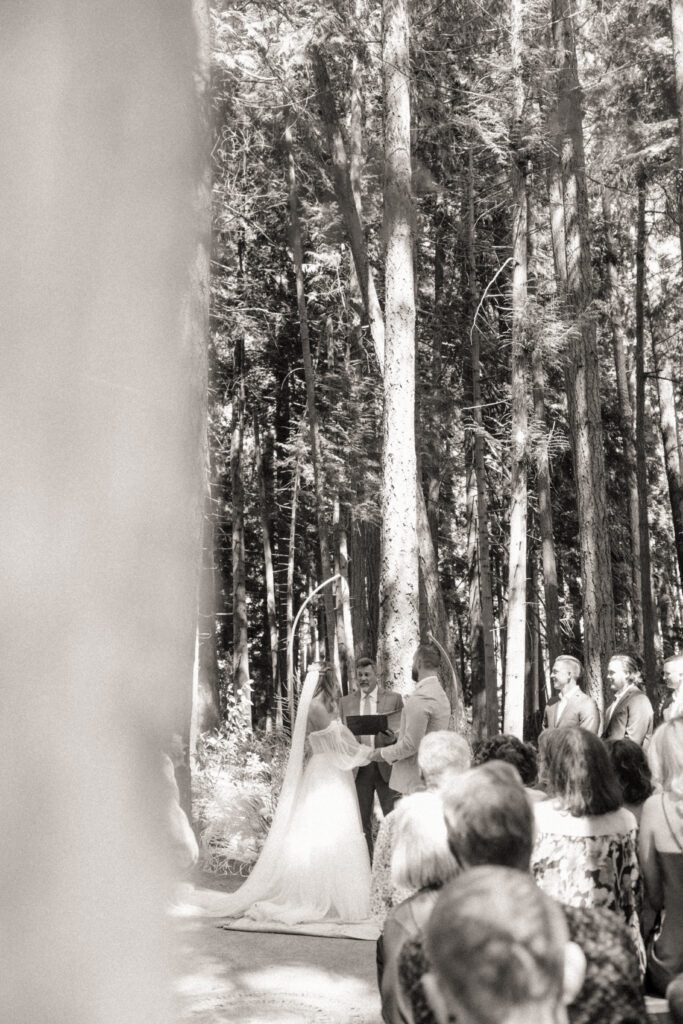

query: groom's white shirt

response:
[378,675,451,794]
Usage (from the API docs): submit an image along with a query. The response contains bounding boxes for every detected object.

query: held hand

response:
[369,748,385,762]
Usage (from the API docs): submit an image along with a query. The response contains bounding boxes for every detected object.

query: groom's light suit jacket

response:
[340,686,403,785]
[379,675,451,794]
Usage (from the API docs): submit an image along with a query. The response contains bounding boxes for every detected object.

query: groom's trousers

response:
[355,763,399,860]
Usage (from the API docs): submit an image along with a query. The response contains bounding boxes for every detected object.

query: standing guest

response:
[532,727,645,968]
[638,718,683,997]
[602,654,654,747]
[397,763,648,1024]
[605,738,653,825]
[472,733,545,802]
[340,656,403,858]
[378,791,458,1024]
[662,654,683,721]
[370,643,451,796]
[370,730,470,925]
[542,656,600,734]
[422,867,586,1024]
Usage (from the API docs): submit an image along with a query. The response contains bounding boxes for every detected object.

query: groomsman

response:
[542,654,600,733]
[370,643,451,796]
[663,652,683,721]
[602,654,653,746]
[340,657,403,859]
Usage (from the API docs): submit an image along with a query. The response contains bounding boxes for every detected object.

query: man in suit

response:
[602,654,653,746]
[370,642,452,796]
[663,652,683,721]
[340,656,403,858]
[542,654,600,733]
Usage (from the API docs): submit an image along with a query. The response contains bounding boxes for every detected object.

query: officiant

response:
[341,657,403,859]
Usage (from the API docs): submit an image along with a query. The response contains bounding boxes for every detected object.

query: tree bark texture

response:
[378,0,421,693]
[670,0,683,261]
[505,0,529,738]
[552,0,615,709]
[466,149,499,736]
[650,312,683,588]
[254,412,282,727]
[334,496,357,692]
[231,337,251,727]
[602,186,643,648]
[286,461,300,719]
[283,116,337,665]
[634,170,658,702]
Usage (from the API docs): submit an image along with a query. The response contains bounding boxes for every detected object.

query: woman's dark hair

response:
[543,728,622,816]
[605,738,653,806]
[313,663,340,713]
[472,734,538,786]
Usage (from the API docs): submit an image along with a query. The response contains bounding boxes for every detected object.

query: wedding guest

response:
[370,643,451,795]
[397,762,648,1024]
[370,730,470,924]
[662,654,683,721]
[422,867,586,1024]
[340,656,403,858]
[668,975,683,1024]
[472,733,545,801]
[378,791,458,1024]
[605,737,653,826]
[602,654,653,747]
[638,718,683,997]
[542,655,599,734]
[532,728,645,969]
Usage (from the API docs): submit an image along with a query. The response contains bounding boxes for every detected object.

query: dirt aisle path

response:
[173,876,383,1024]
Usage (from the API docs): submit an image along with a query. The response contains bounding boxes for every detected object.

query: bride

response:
[198,662,373,924]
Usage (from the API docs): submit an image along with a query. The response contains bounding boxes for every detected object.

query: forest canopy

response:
[198,0,683,742]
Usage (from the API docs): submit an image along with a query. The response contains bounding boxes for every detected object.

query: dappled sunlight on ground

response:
[172,903,382,1024]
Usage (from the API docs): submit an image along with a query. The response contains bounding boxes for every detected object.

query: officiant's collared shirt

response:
[361,688,377,746]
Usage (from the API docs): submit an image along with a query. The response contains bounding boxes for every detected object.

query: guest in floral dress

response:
[531,727,645,970]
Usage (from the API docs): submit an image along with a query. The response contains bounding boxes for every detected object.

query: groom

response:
[341,656,403,859]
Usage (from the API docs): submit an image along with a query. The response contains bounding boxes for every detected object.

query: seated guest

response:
[398,762,648,1024]
[542,655,599,734]
[379,791,458,1024]
[605,738,653,825]
[602,654,654,747]
[668,974,683,1024]
[638,718,683,997]
[472,733,545,801]
[662,654,683,721]
[532,727,644,969]
[370,731,470,924]
[422,866,586,1024]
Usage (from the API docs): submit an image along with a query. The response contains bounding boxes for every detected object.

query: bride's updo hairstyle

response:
[314,662,341,713]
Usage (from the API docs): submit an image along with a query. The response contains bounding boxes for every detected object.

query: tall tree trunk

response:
[313,47,463,718]
[505,0,529,737]
[602,185,643,647]
[195,474,222,734]
[334,496,357,692]
[649,309,683,588]
[634,169,658,703]
[254,412,281,728]
[466,149,499,737]
[551,0,615,711]
[466,452,486,740]
[286,461,300,721]
[670,0,683,260]
[231,336,251,728]
[378,0,420,693]
[349,514,369,660]
[283,115,337,664]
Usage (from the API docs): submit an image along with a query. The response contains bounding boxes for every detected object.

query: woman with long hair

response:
[194,662,374,926]
[532,728,644,968]
[638,718,683,996]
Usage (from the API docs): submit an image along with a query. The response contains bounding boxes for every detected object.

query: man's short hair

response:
[425,867,568,1024]
[555,654,583,681]
[418,731,471,786]
[356,656,376,670]
[441,762,533,871]
[415,642,441,671]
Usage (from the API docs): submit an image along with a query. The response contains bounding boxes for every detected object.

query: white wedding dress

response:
[197,665,373,925]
